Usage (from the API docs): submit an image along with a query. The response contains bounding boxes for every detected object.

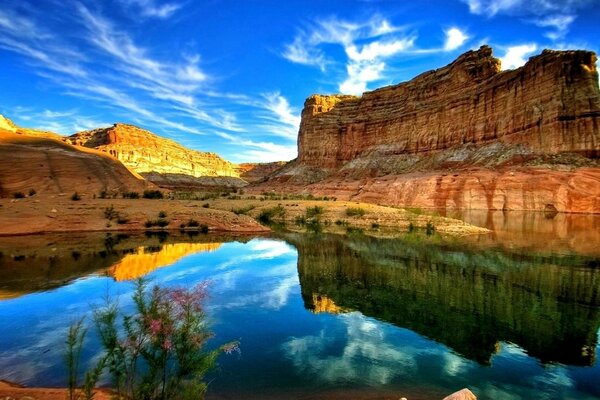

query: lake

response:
[0,211,599,399]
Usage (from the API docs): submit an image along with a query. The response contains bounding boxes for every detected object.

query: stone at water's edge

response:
[259,46,600,213]
[442,388,477,400]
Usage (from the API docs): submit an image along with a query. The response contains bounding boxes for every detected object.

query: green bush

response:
[122,191,140,199]
[305,206,324,218]
[257,205,286,224]
[346,207,366,217]
[408,222,416,233]
[158,211,167,218]
[143,190,163,199]
[426,221,435,236]
[66,280,238,400]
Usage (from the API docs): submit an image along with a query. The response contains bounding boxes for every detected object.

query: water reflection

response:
[0,226,599,399]
[285,232,600,366]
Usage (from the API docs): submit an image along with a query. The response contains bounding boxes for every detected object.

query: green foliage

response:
[305,206,324,218]
[408,222,416,233]
[143,190,164,199]
[71,192,81,201]
[257,205,286,224]
[122,191,140,199]
[345,207,366,217]
[158,211,167,218]
[232,205,255,215]
[66,280,237,400]
[12,191,25,199]
[65,318,87,400]
[346,226,364,235]
[426,221,435,236]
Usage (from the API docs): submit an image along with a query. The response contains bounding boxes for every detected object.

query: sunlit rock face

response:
[0,123,148,197]
[108,242,222,281]
[67,123,243,187]
[260,46,600,213]
[288,233,600,366]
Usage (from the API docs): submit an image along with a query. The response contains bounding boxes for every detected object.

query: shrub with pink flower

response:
[67,278,238,400]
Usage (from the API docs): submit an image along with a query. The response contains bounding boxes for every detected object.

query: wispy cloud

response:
[6,106,111,134]
[118,0,184,19]
[461,0,593,41]
[214,131,297,163]
[282,15,470,95]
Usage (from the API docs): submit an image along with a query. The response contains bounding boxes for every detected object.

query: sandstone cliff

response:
[236,161,287,183]
[0,121,149,197]
[258,46,600,213]
[67,124,245,188]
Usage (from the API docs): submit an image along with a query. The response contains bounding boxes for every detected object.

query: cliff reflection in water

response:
[285,232,600,367]
[0,233,226,298]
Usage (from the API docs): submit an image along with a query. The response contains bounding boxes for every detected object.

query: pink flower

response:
[149,319,162,335]
[162,338,172,351]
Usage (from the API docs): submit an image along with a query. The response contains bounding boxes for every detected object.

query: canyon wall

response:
[259,46,600,213]
[68,124,244,188]
[0,123,149,197]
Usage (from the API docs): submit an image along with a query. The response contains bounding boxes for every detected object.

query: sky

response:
[1,0,599,163]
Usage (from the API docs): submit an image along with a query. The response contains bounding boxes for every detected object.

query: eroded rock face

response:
[67,124,242,187]
[236,161,287,183]
[0,128,149,196]
[260,46,600,213]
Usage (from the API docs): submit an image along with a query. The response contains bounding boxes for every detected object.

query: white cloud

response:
[119,0,183,19]
[461,0,594,41]
[499,44,537,69]
[444,27,469,51]
[282,15,416,95]
[214,131,297,162]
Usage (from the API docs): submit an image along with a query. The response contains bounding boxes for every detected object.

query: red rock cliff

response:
[258,46,600,214]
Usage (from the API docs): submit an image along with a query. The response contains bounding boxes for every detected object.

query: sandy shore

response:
[0,195,489,237]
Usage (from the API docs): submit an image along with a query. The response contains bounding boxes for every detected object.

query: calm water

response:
[0,212,599,399]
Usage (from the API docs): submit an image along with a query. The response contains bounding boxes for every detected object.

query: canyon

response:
[67,124,245,188]
[0,118,149,197]
[257,46,600,214]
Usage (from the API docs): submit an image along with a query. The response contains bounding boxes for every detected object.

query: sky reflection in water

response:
[0,233,599,399]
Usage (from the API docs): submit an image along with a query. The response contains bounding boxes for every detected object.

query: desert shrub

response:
[408,222,416,233]
[199,224,209,234]
[122,191,140,199]
[202,203,210,208]
[143,190,163,199]
[426,221,435,236]
[346,226,364,235]
[12,192,25,199]
[334,219,347,226]
[371,223,380,229]
[104,206,117,220]
[232,205,255,215]
[66,280,237,400]
[116,216,129,225]
[305,206,324,218]
[71,192,81,201]
[28,188,37,197]
[158,211,167,218]
[257,205,286,224]
[186,219,200,227]
[144,219,169,229]
[346,207,366,217]
[98,190,108,199]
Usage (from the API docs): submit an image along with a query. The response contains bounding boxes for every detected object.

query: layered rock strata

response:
[0,121,148,196]
[68,124,244,188]
[260,46,600,213]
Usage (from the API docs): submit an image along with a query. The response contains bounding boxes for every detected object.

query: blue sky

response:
[1,0,599,162]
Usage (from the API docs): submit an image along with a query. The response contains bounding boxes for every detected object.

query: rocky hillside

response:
[0,117,149,197]
[67,124,245,188]
[257,46,600,213]
[236,161,287,183]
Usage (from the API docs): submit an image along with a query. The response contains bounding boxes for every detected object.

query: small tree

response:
[67,280,238,400]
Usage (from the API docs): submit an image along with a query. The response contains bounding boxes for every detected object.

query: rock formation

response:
[67,124,245,188]
[236,161,287,183]
[0,119,149,197]
[259,46,600,213]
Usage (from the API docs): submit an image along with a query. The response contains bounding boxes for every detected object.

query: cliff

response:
[67,124,245,188]
[259,46,600,213]
[0,118,149,197]
[236,161,287,183]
